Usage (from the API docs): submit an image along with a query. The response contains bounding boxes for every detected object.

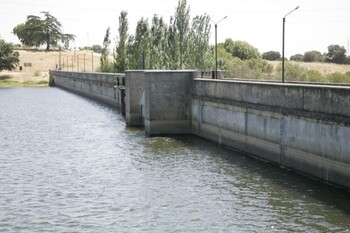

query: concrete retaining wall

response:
[50,71,125,109]
[125,71,145,126]
[50,70,350,189]
[192,79,350,189]
[144,71,195,135]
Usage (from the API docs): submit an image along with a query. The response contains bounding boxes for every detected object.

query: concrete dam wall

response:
[49,71,125,112]
[51,70,350,190]
[191,79,350,189]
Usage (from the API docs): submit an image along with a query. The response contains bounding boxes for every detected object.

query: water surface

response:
[0,87,349,232]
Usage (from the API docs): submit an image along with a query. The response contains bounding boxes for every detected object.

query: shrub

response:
[303,50,324,62]
[96,62,114,73]
[305,70,325,82]
[225,58,273,80]
[276,62,307,81]
[34,70,41,77]
[327,72,350,83]
[262,51,281,61]
[224,39,261,60]
[290,54,304,61]
[225,57,246,78]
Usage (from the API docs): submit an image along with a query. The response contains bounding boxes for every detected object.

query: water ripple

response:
[0,88,350,232]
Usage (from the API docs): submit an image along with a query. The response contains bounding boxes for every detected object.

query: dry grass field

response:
[1,50,350,86]
[268,61,350,75]
[0,49,102,86]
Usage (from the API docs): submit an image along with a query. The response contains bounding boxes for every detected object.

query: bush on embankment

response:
[224,59,350,83]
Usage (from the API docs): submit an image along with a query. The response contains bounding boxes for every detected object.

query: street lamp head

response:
[216,16,228,25]
[282,5,300,83]
[284,6,300,18]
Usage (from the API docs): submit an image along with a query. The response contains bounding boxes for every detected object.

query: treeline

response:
[99,0,212,72]
[263,44,350,64]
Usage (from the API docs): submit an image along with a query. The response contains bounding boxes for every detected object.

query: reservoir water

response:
[0,87,349,232]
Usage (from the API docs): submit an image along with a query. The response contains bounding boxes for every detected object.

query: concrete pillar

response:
[144,70,196,136]
[125,71,145,126]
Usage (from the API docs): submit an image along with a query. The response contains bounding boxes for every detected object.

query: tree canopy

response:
[0,38,20,71]
[107,0,212,72]
[262,51,281,61]
[223,39,261,60]
[303,50,324,63]
[326,44,347,64]
[100,27,112,72]
[115,11,129,73]
[13,11,75,50]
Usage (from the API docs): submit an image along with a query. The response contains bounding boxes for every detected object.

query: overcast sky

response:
[1,0,349,57]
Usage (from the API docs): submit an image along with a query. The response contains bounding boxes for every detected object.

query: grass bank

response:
[0,74,49,87]
[0,79,49,87]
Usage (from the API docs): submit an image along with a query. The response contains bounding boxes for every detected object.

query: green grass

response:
[0,80,48,87]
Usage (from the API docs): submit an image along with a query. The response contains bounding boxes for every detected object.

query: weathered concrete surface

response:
[125,71,145,126]
[50,71,124,109]
[144,70,195,136]
[50,70,350,190]
[192,79,350,189]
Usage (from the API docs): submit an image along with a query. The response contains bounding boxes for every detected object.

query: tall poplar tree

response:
[115,11,129,72]
[188,14,211,69]
[134,18,150,69]
[174,0,190,69]
[150,15,166,69]
[100,27,111,72]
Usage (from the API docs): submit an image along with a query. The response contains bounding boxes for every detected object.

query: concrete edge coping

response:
[194,78,350,90]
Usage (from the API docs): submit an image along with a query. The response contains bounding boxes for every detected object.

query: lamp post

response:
[282,6,300,83]
[212,16,228,79]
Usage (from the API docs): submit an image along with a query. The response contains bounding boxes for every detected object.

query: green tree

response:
[224,39,261,60]
[290,54,304,61]
[91,45,102,53]
[13,20,41,47]
[303,50,324,62]
[149,14,166,69]
[0,38,20,71]
[326,44,347,64]
[100,27,112,72]
[262,51,281,61]
[115,11,129,72]
[187,14,211,69]
[346,56,350,64]
[13,11,75,50]
[133,18,150,69]
[112,0,211,71]
[165,17,179,69]
[174,0,190,68]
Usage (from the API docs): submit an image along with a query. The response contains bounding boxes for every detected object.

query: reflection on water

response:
[0,87,349,232]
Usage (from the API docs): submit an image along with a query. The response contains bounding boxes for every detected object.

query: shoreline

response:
[0,80,49,87]
[0,71,49,87]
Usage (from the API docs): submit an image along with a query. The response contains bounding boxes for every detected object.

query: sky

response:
[1,0,350,57]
